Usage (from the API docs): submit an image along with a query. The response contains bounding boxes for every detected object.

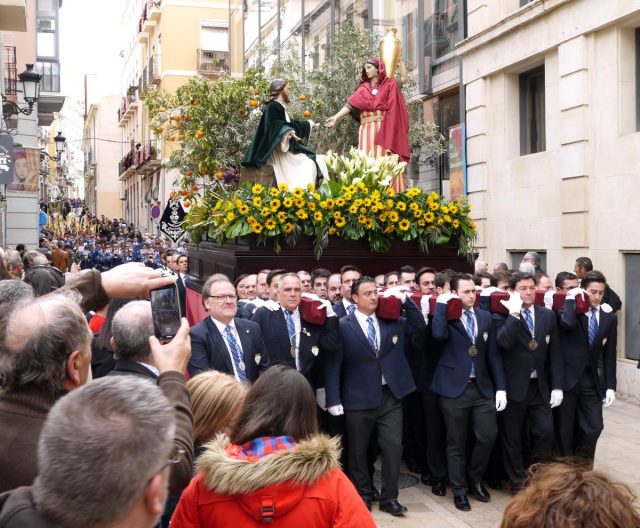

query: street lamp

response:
[42,131,66,162]
[1,64,42,120]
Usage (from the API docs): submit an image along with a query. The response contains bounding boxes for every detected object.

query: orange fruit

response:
[249,99,259,108]
[179,189,188,196]
[185,170,193,176]
[303,110,311,118]
[192,99,199,105]
[183,201,191,208]
[239,109,246,115]
[195,130,204,138]
[299,95,307,101]
[191,183,198,191]
[215,170,224,180]
[183,115,190,121]
[159,106,166,112]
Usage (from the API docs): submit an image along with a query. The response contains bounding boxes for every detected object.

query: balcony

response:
[118,149,136,179]
[148,54,160,85]
[3,46,17,95]
[147,0,161,21]
[197,49,230,77]
[138,140,161,173]
[117,94,139,127]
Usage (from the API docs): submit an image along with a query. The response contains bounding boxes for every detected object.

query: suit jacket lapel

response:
[346,313,377,355]
[235,319,252,360]
[452,319,473,344]
[206,317,233,373]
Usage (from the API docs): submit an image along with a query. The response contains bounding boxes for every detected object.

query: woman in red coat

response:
[325,58,410,192]
[171,365,376,528]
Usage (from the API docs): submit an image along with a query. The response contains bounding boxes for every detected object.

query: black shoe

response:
[431,481,446,496]
[379,499,407,516]
[487,479,503,490]
[420,473,433,486]
[471,481,491,503]
[371,487,381,502]
[454,495,471,511]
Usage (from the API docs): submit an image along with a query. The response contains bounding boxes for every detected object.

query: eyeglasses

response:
[159,448,186,473]
[208,294,238,301]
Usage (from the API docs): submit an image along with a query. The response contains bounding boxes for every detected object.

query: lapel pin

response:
[483,331,488,342]
[392,335,398,344]
[545,335,550,344]
[311,346,319,356]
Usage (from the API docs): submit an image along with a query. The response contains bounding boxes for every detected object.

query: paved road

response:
[370,399,640,527]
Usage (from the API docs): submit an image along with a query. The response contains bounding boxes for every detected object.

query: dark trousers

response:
[439,382,497,496]
[501,379,554,485]
[402,390,427,472]
[556,370,603,462]
[318,409,348,471]
[422,391,447,481]
[345,386,403,501]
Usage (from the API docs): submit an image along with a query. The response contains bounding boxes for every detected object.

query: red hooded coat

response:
[346,59,411,162]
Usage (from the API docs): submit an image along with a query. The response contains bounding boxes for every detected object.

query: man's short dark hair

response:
[575,257,593,271]
[399,265,415,274]
[266,268,287,287]
[473,272,494,287]
[340,265,361,280]
[581,270,607,290]
[416,267,437,283]
[310,268,331,284]
[384,270,399,284]
[351,276,376,297]
[450,273,474,293]
[509,272,536,290]
[554,271,578,289]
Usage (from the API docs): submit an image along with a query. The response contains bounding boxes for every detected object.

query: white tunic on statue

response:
[267,102,328,189]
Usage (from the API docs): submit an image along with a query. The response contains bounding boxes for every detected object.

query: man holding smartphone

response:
[189,275,266,382]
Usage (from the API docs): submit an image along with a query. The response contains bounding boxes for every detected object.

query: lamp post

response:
[1,64,42,120]
[42,131,66,162]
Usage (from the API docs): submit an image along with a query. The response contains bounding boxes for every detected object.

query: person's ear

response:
[110,336,116,352]
[144,473,167,518]
[63,350,83,389]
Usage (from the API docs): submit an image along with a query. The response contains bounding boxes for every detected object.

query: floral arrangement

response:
[185,149,477,259]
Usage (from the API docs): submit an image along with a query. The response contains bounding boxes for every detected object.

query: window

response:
[509,251,547,273]
[519,0,533,6]
[434,92,460,182]
[519,65,545,155]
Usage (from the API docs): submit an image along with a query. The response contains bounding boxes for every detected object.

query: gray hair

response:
[524,251,541,266]
[277,272,301,289]
[5,249,22,270]
[32,253,50,267]
[111,300,154,362]
[0,294,91,393]
[202,273,232,298]
[33,377,175,528]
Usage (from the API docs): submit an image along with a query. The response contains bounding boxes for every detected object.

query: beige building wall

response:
[460,0,640,399]
[86,96,123,219]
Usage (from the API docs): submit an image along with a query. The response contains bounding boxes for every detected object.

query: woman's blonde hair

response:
[187,371,248,443]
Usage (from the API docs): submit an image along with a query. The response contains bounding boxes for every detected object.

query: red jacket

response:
[171,434,375,528]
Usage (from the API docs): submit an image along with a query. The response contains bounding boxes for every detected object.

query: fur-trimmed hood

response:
[197,434,341,495]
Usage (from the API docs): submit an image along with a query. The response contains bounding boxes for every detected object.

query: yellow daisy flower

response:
[251,183,264,194]
[283,197,293,208]
[314,211,323,221]
[265,219,276,230]
[226,212,235,222]
[253,197,262,207]
[278,183,289,192]
[277,211,286,223]
[388,211,399,223]
[398,219,410,231]
[335,217,346,228]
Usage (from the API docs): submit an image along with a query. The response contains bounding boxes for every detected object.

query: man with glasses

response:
[188,275,265,382]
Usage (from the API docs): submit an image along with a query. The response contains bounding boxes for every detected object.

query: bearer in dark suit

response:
[251,272,339,388]
[325,277,426,516]
[188,275,265,382]
[430,273,507,512]
[493,272,563,493]
[332,265,361,319]
[556,270,618,464]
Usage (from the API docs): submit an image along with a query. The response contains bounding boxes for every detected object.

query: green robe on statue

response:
[242,101,326,188]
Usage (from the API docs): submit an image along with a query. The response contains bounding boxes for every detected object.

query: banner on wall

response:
[8,147,40,192]
[0,133,14,185]
[448,123,467,201]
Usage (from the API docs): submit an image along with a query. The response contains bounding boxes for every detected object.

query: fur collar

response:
[197,434,341,494]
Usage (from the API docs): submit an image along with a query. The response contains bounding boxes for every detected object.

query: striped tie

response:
[225,326,248,383]
[588,308,599,348]
[523,308,534,335]
[464,310,475,341]
[366,316,378,351]
[347,304,356,315]
[285,310,296,343]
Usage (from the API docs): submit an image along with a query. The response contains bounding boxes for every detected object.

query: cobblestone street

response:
[371,399,640,527]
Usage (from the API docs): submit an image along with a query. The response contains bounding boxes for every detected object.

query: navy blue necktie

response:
[225,326,248,383]
[523,308,534,335]
[285,310,296,344]
[366,316,378,352]
[464,310,475,341]
[347,304,356,315]
[588,308,599,348]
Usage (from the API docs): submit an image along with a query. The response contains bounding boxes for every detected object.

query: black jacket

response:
[0,487,52,528]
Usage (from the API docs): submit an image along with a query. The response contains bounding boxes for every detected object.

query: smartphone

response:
[150,283,182,341]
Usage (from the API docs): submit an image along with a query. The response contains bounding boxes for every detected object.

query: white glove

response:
[601,303,613,313]
[437,292,460,304]
[499,291,523,315]
[301,292,321,301]
[496,390,507,412]
[480,286,500,297]
[315,297,336,317]
[550,389,564,408]
[384,285,411,302]
[315,388,327,411]
[327,404,344,416]
[420,295,431,317]
[264,300,281,311]
[567,287,587,300]
[603,389,616,407]
[544,290,554,310]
